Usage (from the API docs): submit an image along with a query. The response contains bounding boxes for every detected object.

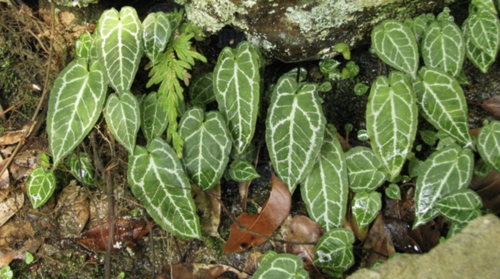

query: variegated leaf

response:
[471,0,497,14]
[413,13,435,42]
[228,160,260,182]
[230,143,256,162]
[96,7,143,95]
[47,58,107,168]
[367,71,417,181]
[414,144,474,228]
[385,183,401,200]
[266,75,326,193]
[352,191,382,229]
[127,138,201,239]
[301,124,348,231]
[214,41,260,156]
[142,12,172,66]
[252,253,308,279]
[314,228,355,276]
[422,19,464,77]
[178,107,231,190]
[104,92,140,154]
[26,167,56,209]
[465,9,500,58]
[75,33,93,60]
[68,153,95,186]
[140,92,168,141]
[371,20,419,78]
[412,67,473,147]
[345,146,387,192]
[477,120,500,173]
[436,189,482,224]
[464,26,495,73]
[189,72,215,106]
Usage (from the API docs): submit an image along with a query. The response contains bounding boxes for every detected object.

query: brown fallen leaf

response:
[0,220,39,268]
[285,215,325,273]
[77,218,152,251]
[480,95,500,119]
[336,132,352,152]
[362,212,395,268]
[192,182,221,238]
[223,171,291,254]
[55,182,89,237]
[0,125,30,145]
[0,154,10,192]
[0,190,24,227]
[470,166,500,215]
[159,263,250,279]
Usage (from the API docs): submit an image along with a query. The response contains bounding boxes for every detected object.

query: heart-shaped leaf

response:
[96,7,143,95]
[471,0,497,14]
[189,72,215,106]
[266,75,326,193]
[252,253,309,279]
[421,19,464,77]
[414,144,474,228]
[228,160,260,182]
[352,191,382,229]
[26,167,56,209]
[371,20,419,78]
[178,107,231,190]
[478,120,500,173]
[385,183,401,200]
[140,92,168,141]
[68,153,95,186]
[142,12,172,66]
[412,13,435,42]
[214,41,260,156]
[345,146,387,192]
[465,9,500,58]
[301,124,348,231]
[436,189,482,224]
[314,228,355,276]
[463,20,496,73]
[127,138,201,239]
[47,58,107,168]
[367,71,417,181]
[412,66,473,147]
[104,92,140,154]
[75,33,93,60]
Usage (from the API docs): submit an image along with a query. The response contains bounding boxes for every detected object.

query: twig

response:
[0,96,28,117]
[104,167,116,279]
[0,1,55,177]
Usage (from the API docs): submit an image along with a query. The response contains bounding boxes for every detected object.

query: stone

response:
[347,214,500,279]
[175,0,459,62]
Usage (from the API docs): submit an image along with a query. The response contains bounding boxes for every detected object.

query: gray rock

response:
[175,0,459,62]
[348,214,500,279]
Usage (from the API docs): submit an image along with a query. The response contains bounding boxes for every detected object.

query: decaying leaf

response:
[0,190,24,227]
[77,218,152,251]
[160,263,250,279]
[285,215,325,273]
[0,125,30,145]
[191,183,221,238]
[55,182,89,237]
[362,212,395,267]
[470,168,500,215]
[223,172,291,253]
[0,220,39,268]
[480,95,500,119]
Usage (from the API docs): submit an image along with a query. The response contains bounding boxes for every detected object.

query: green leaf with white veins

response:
[478,120,500,173]
[301,124,348,231]
[104,92,140,154]
[372,20,419,78]
[214,41,260,156]
[47,58,107,168]
[352,191,382,229]
[252,254,309,279]
[367,71,417,182]
[266,75,326,193]
[436,189,482,224]
[26,167,56,209]
[127,138,201,239]
[228,160,260,182]
[75,33,93,60]
[69,153,95,186]
[314,228,355,275]
[189,72,215,106]
[465,9,500,58]
[142,12,172,66]
[412,67,473,147]
[422,19,464,77]
[140,92,168,141]
[414,144,474,228]
[413,13,435,42]
[345,146,388,192]
[96,7,143,95]
[178,107,231,190]
[464,23,496,73]
[471,0,497,14]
